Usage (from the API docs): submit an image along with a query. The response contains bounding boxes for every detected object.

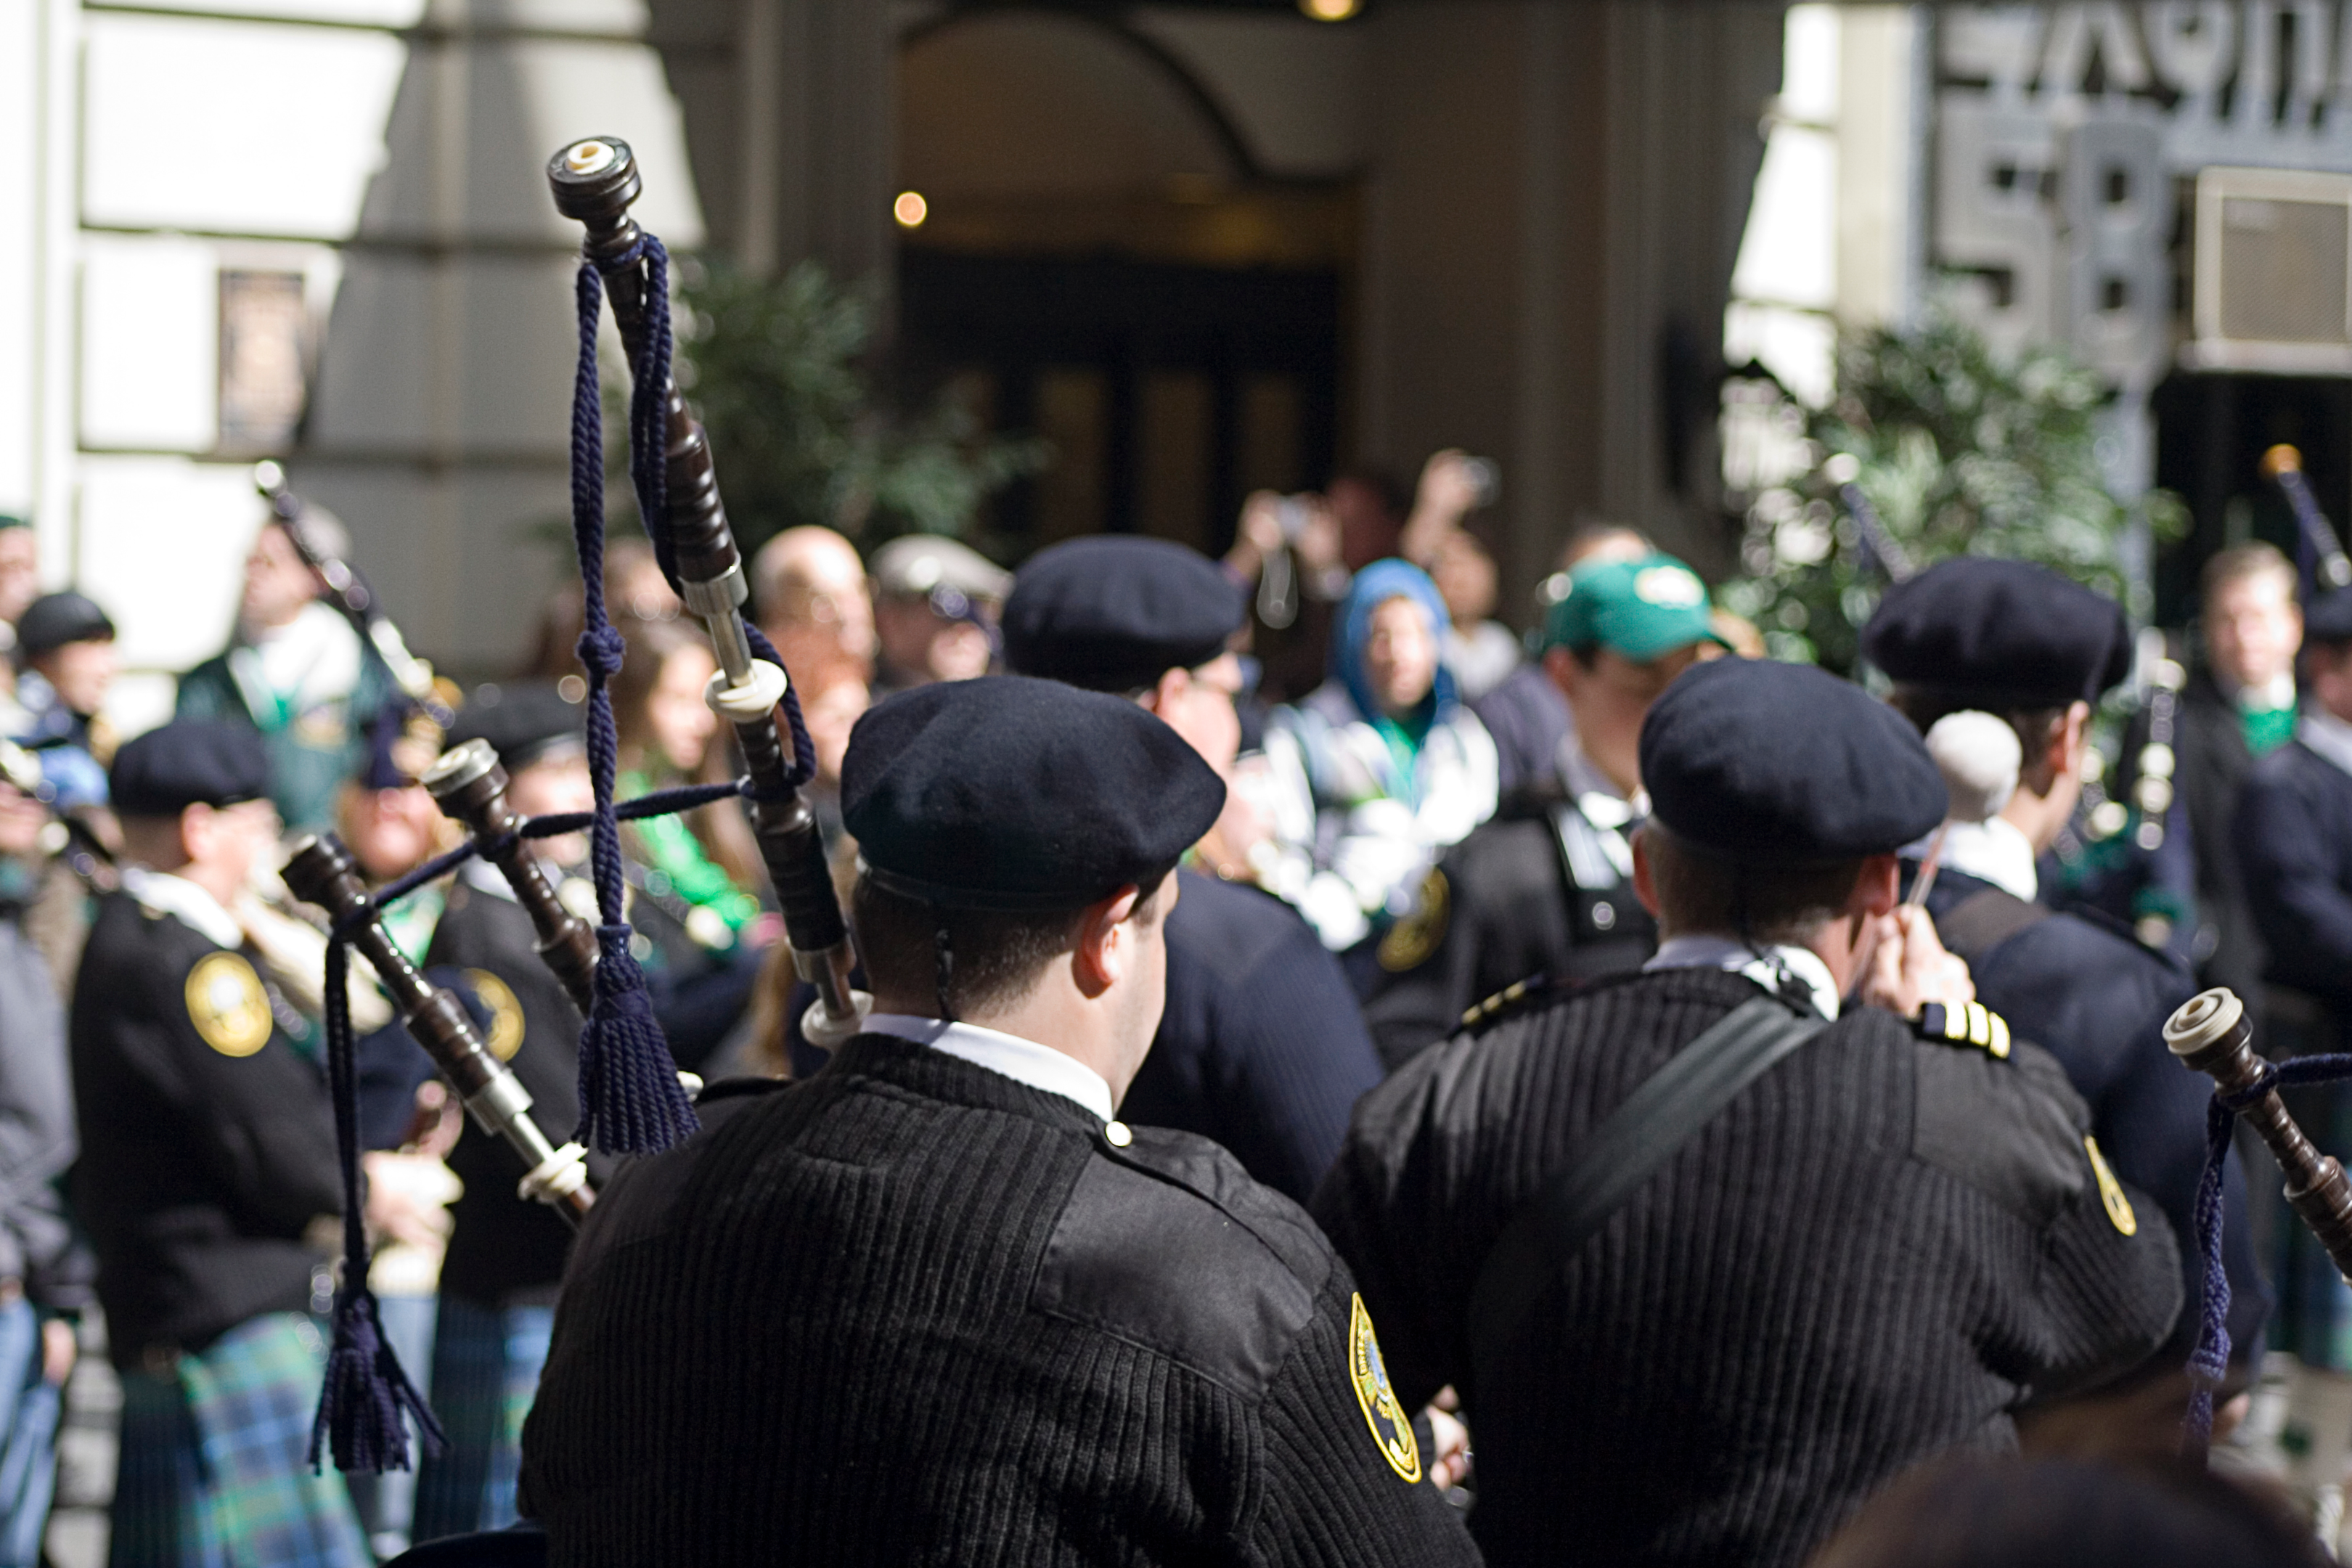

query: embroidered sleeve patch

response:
[1377,868,1449,974]
[2084,1134,2137,1236]
[1347,1293,1422,1483]
[186,952,272,1058]
[464,968,526,1061]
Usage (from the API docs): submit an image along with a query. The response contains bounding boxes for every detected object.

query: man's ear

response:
[1145,667,1188,718]
[1848,854,1900,920]
[2053,701,2091,778]
[1630,826,1662,918]
[1071,884,1143,998]
[1543,646,1583,703]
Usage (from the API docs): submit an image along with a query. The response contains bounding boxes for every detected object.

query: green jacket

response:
[176,643,396,836]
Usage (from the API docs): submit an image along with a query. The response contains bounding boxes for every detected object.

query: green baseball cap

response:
[1543,552,1726,661]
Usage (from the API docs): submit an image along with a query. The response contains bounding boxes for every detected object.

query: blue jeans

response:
[0,1298,61,1568]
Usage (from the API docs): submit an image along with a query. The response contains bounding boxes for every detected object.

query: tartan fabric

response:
[2274,1076,2352,1370]
[109,1312,368,1568]
[411,1300,551,1545]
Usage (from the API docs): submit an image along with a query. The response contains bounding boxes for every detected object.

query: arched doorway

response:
[895,8,1351,557]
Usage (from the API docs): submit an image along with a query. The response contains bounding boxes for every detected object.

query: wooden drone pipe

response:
[2166,987,2352,1279]
[282,834,591,1223]
[421,740,599,1019]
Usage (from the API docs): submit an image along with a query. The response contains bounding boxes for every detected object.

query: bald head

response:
[754,526,876,679]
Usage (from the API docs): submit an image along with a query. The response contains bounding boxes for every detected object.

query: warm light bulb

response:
[893,190,928,228]
[1300,0,1360,19]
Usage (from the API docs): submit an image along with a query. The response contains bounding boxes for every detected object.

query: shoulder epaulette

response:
[1916,1000,2012,1060]
[1461,973,1558,1034]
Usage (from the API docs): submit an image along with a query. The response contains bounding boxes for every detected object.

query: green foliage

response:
[1718,305,2188,674]
[669,258,1044,552]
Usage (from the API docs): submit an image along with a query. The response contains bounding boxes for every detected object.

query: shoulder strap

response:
[1466,996,1828,1368]
[1935,886,2052,964]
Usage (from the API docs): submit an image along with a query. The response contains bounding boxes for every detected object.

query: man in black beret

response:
[518,676,1480,1566]
[1313,656,2182,1568]
[1862,556,2269,1446]
[2233,584,2352,1469]
[1001,534,1382,1201]
[71,721,369,1564]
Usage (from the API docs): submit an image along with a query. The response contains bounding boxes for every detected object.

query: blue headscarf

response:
[1333,559,1456,727]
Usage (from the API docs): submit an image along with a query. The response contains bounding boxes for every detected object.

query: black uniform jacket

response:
[520,1035,1481,1568]
[1362,791,1655,1068]
[2237,736,2352,1016]
[69,890,343,1365]
[1921,867,2269,1369]
[1119,870,1384,1203]
[424,871,616,1307]
[1312,966,2183,1568]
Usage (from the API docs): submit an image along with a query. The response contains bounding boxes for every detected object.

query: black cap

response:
[444,682,584,772]
[1860,558,2131,707]
[2307,587,2352,645]
[1639,658,1945,866]
[843,676,1225,911]
[1003,536,1246,693]
[16,592,115,657]
[110,721,270,817]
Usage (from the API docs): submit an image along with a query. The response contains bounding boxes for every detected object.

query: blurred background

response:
[7,0,2352,718]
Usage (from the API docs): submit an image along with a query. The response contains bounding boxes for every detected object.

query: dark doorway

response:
[2152,372,2352,623]
[900,250,1340,556]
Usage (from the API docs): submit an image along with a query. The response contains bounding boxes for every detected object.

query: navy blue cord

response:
[568,245,700,1156]
[2182,1050,2352,1458]
[309,931,444,1474]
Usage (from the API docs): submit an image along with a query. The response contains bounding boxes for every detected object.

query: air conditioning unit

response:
[2189,166,2352,375]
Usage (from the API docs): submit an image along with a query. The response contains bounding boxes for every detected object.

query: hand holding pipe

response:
[0,738,118,894]
[253,462,450,720]
[546,134,869,1048]
[421,740,600,1018]
[2261,445,2352,594]
[2165,987,2352,1279]
[281,834,592,1222]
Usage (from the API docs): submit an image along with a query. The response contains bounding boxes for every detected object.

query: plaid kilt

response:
[109,1312,369,1568]
[411,1300,551,1545]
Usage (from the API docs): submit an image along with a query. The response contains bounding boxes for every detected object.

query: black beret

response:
[1639,658,1946,866]
[1003,537,1246,693]
[2307,587,2352,645]
[110,720,270,817]
[1860,558,2130,707]
[16,592,115,657]
[444,682,584,772]
[843,676,1225,911]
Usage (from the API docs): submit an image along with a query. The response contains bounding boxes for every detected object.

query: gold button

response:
[1103,1121,1133,1148]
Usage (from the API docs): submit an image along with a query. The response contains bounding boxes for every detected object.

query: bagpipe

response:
[0,738,116,894]
[292,134,868,1474]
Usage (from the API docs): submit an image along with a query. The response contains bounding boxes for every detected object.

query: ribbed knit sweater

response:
[1312,966,2184,1568]
[518,1034,1479,1566]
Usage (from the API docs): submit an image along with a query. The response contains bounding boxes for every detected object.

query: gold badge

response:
[1347,1293,1422,1483]
[465,969,526,1061]
[1377,868,1449,973]
[186,952,271,1058]
[2084,1135,2136,1236]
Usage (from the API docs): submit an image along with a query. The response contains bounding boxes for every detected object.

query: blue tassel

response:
[310,936,443,1472]
[312,1283,441,1474]
[576,924,698,1152]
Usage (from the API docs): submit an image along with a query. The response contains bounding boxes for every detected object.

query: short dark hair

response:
[1640,824,1865,945]
[1884,686,2069,793]
[850,867,1174,1018]
[2201,542,2295,610]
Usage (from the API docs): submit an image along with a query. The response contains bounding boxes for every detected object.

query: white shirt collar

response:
[1917,816,2039,903]
[2301,709,2352,780]
[863,1013,1116,1122]
[121,866,245,950]
[1644,934,1842,1021]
